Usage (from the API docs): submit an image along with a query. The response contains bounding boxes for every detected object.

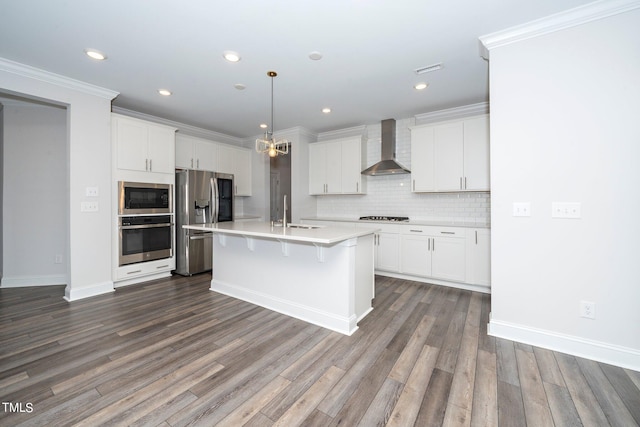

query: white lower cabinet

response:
[115,257,175,283]
[302,218,490,291]
[466,228,491,287]
[400,226,466,282]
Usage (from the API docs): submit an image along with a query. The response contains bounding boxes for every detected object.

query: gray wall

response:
[1,98,67,286]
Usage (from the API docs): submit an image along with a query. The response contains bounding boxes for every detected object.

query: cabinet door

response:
[216,144,234,174]
[410,126,436,192]
[377,232,400,272]
[309,143,327,194]
[325,141,342,194]
[431,236,466,282]
[147,126,175,174]
[434,122,464,191]
[175,136,194,169]
[463,116,490,191]
[341,138,363,193]
[115,118,149,172]
[194,140,217,171]
[466,229,491,286]
[400,234,431,276]
[233,148,252,196]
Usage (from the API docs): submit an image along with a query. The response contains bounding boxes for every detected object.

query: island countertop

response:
[183,221,379,245]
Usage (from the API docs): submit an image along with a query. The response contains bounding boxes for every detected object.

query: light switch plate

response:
[81,201,99,212]
[86,187,99,197]
[552,202,581,219]
[513,202,531,217]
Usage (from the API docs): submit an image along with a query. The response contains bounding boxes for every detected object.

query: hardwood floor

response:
[1,274,639,426]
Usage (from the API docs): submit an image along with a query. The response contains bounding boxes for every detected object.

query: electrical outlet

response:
[552,202,581,219]
[580,301,596,319]
[54,254,63,264]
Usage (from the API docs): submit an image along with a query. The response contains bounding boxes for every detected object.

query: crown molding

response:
[317,125,367,142]
[112,106,242,146]
[480,0,640,53]
[0,57,118,100]
[414,102,489,125]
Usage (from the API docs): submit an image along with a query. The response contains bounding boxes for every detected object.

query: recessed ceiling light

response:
[414,82,428,90]
[223,51,241,62]
[85,49,107,61]
[414,63,443,74]
[322,107,331,114]
[234,83,246,90]
[309,51,323,61]
[158,89,172,96]
[259,123,268,129]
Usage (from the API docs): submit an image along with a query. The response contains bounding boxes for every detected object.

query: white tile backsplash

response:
[316,117,491,224]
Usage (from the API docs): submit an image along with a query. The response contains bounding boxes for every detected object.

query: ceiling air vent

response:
[414,63,443,75]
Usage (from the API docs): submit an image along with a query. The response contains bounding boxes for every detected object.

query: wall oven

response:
[119,215,173,266]
[118,181,172,215]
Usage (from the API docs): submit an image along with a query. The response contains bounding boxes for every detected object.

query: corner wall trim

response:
[64,281,115,302]
[489,318,640,371]
[480,0,640,53]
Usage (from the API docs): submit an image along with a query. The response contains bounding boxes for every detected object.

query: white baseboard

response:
[211,279,358,336]
[64,281,114,302]
[1,275,67,287]
[376,271,491,294]
[489,318,640,371]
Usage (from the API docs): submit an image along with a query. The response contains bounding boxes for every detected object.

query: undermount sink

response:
[287,223,322,230]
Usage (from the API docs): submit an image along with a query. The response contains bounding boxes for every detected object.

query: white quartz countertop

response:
[301,217,491,229]
[183,221,379,245]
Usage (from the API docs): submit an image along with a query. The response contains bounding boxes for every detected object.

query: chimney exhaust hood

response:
[361,119,410,176]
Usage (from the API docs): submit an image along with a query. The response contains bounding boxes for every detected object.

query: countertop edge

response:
[301,217,491,229]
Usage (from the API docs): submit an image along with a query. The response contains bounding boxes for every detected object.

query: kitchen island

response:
[183,221,378,335]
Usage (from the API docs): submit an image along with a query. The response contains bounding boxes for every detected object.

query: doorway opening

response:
[269,145,291,223]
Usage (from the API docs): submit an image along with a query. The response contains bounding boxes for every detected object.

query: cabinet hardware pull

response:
[127,270,142,275]
[356,182,359,193]
[432,238,435,251]
[428,238,430,251]
[156,265,169,269]
[191,158,194,168]
[410,229,422,233]
[440,231,455,234]
[197,159,200,169]
[149,159,153,171]
[145,159,149,171]
[464,177,467,189]
[413,179,415,191]
[460,177,463,189]
[475,230,478,244]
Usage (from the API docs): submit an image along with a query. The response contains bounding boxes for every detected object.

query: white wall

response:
[484,4,640,369]
[2,101,67,286]
[0,58,118,300]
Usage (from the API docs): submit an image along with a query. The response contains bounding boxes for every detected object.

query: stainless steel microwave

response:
[118,181,173,215]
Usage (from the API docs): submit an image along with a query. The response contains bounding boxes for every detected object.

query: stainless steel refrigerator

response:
[175,169,234,276]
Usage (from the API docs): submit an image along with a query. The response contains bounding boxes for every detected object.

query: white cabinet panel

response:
[411,114,489,192]
[309,136,365,195]
[113,114,176,175]
[217,144,252,196]
[400,233,430,276]
[431,235,466,282]
[376,231,400,272]
[466,228,491,287]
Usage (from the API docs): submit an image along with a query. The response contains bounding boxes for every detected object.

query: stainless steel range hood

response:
[361,119,410,176]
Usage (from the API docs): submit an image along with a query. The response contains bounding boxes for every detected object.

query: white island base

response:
[185,222,376,335]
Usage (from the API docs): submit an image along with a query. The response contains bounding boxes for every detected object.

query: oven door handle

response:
[120,223,173,230]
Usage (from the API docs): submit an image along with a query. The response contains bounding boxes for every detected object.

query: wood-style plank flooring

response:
[1,274,639,426]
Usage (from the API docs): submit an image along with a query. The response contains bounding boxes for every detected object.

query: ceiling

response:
[0,0,593,139]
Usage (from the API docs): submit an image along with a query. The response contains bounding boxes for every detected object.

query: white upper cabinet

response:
[217,144,252,196]
[309,136,366,195]
[410,114,489,192]
[113,114,176,175]
[175,134,217,171]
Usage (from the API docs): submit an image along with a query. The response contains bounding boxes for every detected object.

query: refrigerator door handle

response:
[211,177,219,223]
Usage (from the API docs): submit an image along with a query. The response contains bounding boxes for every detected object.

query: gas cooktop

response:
[359,216,410,222]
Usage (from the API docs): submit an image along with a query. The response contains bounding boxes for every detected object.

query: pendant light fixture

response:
[255,71,290,157]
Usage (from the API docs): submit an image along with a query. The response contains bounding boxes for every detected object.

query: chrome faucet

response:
[283,194,288,228]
